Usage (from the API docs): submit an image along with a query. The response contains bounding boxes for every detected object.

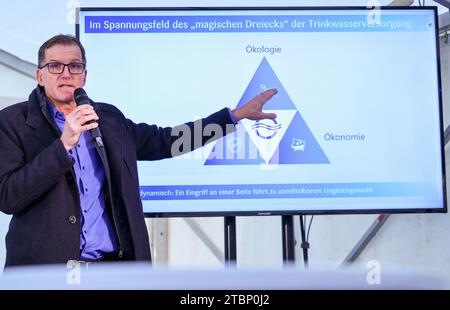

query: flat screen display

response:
[77,7,445,216]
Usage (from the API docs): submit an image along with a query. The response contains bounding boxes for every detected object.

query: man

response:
[0,34,277,267]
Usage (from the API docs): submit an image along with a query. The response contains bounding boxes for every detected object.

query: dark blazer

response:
[0,86,234,267]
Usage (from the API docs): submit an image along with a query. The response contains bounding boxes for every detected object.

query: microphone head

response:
[74,88,90,105]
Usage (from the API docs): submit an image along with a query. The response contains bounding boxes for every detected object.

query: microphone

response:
[73,88,104,148]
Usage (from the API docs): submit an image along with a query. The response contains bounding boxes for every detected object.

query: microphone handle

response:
[73,88,104,148]
[80,107,104,148]
[90,127,104,148]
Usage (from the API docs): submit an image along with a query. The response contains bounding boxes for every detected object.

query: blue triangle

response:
[269,112,330,164]
[236,57,296,110]
[204,130,265,165]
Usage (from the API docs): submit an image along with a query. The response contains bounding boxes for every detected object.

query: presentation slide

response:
[77,7,445,216]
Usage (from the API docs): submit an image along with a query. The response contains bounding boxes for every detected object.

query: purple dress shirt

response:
[47,102,118,260]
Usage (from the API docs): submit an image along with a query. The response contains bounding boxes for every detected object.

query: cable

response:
[306,215,314,242]
[299,215,310,268]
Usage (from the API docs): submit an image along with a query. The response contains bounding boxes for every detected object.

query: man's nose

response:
[60,65,72,77]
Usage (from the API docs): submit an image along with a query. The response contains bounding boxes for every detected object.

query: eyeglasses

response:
[39,62,86,74]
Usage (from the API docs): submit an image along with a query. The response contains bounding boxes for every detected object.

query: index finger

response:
[74,104,95,114]
[259,88,278,102]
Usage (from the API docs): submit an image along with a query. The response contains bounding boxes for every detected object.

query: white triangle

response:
[241,110,296,164]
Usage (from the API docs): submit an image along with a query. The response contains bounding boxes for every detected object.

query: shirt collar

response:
[46,98,65,121]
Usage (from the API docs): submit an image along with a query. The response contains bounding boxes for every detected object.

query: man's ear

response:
[82,70,87,86]
[36,68,44,86]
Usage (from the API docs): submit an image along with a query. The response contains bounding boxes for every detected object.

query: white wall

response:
[0,64,36,102]
[166,215,285,268]
[0,64,36,268]
[167,217,224,267]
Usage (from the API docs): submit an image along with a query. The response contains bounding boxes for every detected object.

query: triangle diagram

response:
[205,57,330,166]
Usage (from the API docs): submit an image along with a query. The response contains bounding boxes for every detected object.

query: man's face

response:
[37,44,87,106]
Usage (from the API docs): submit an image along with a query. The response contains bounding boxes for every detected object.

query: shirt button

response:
[68,215,77,224]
